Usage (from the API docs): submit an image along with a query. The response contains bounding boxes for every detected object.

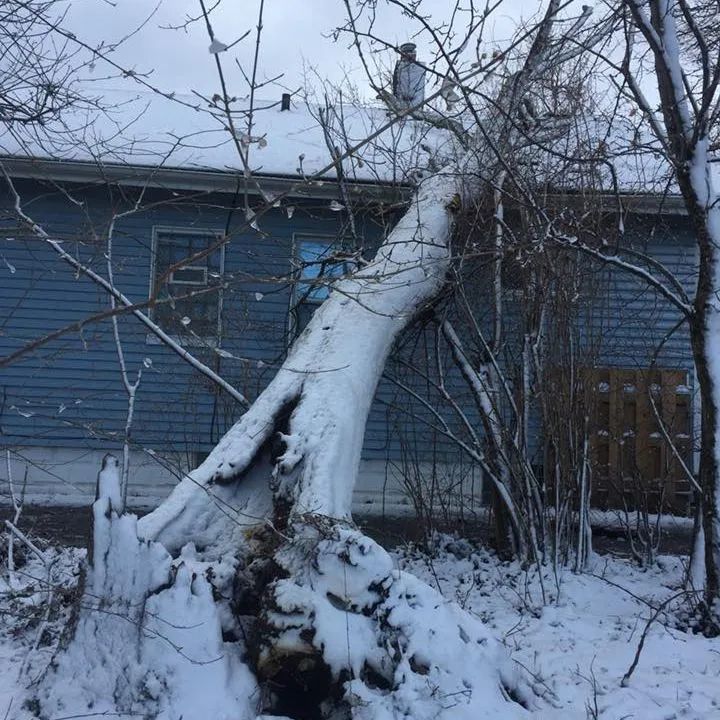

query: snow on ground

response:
[1,532,719,719]
[398,539,720,720]
[588,509,694,533]
[0,541,85,720]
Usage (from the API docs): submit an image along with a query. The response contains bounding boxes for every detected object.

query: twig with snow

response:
[4,450,27,586]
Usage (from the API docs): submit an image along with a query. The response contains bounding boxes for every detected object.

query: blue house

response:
[0,91,701,517]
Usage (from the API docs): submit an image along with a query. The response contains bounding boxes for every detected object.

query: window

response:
[151,228,224,339]
[292,236,348,333]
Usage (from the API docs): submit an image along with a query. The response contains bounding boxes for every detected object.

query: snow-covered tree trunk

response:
[622,0,720,618]
[38,455,260,719]
[688,196,720,612]
[577,0,720,618]
[141,167,465,541]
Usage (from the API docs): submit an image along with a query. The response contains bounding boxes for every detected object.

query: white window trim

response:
[147,226,226,346]
[169,265,209,286]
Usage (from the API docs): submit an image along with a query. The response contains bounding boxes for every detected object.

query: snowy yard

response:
[397,540,720,719]
[1,533,718,720]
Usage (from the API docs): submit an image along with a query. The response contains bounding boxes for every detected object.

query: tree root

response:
[255,523,535,720]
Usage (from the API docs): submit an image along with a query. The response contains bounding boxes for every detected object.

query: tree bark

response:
[624,0,720,617]
[690,273,720,609]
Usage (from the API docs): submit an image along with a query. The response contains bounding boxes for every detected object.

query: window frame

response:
[148,226,226,346]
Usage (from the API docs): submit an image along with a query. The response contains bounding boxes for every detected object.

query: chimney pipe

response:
[399,42,417,59]
[392,43,425,109]
[281,93,291,111]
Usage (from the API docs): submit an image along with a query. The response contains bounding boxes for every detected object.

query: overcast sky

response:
[66,0,533,102]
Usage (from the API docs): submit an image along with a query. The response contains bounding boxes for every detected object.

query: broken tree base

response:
[35,494,259,720]
[36,489,535,719]
[257,522,533,719]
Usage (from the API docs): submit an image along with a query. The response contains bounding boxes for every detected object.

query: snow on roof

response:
[0,88,449,186]
[531,112,720,199]
[1,87,716,199]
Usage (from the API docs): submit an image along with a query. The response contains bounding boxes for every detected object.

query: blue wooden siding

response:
[0,181,369,455]
[0,176,701,490]
[591,216,696,371]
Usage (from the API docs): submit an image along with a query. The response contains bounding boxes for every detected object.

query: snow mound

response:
[397,539,720,720]
[36,490,259,720]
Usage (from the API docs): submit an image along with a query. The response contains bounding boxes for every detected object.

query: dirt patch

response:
[0,505,696,558]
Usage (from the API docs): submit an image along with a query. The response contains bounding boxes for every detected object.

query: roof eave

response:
[1,157,688,214]
[0,156,412,202]
[545,190,688,215]
[609,192,688,215]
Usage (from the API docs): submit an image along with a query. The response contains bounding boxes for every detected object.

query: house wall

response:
[0,176,701,515]
[444,213,699,475]
[0,177,479,512]
[3,445,472,516]
[590,215,697,374]
[584,215,699,510]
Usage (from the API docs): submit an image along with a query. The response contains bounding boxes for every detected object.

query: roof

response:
[0,88,448,198]
[1,87,716,207]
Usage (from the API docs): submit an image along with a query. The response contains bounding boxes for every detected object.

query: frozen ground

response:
[1,533,718,719]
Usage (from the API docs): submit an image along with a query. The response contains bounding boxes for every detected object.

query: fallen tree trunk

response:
[139,167,464,548]
[39,464,534,720]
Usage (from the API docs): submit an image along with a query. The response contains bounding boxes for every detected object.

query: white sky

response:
[65,0,535,102]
